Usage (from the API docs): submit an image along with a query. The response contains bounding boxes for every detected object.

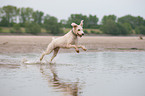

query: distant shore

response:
[0,36,145,54]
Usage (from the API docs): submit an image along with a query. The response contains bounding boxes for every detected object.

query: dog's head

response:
[71,20,84,37]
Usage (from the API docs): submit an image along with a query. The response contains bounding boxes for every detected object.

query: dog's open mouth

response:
[77,33,83,37]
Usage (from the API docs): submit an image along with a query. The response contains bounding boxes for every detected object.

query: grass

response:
[0,27,26,33]
[0,27,12,33]
[0,27,102,34]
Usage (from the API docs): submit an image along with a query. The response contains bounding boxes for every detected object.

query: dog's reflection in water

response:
[40,63,81,96]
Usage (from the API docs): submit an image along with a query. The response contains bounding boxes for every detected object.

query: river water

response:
[0,52,145,96]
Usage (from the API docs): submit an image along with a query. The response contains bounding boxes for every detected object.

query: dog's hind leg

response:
[40,49,53,61]
[40,43,55,61]
[50,47,60,62]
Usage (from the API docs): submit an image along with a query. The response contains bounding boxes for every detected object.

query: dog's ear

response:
[71,23,78,28]
[80,20,84,27]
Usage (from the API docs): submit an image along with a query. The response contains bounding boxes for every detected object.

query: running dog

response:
[40,20,87,62]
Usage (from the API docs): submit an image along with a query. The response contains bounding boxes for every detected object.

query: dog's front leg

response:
[61,44,79,53]
[77,45,87,51]
[68,44,80,53]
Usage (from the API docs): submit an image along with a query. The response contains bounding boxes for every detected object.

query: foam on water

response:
[22,58,46,64]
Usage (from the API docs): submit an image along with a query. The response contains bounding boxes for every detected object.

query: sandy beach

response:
[0,36,145,54]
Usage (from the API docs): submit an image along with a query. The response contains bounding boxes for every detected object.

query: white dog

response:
[40,20,87,62]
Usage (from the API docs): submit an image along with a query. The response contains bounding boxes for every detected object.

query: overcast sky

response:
[0,0,145,21]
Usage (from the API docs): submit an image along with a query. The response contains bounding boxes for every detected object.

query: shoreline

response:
[0,36,145,54]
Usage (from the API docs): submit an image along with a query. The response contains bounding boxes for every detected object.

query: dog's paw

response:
[40,58,43,61]
[76,50,80,53]
[83,48,87,51]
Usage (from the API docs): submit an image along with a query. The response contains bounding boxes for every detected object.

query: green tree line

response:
[0,5,145,35]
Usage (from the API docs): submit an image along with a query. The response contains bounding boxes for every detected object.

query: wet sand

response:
[0,36,145,54]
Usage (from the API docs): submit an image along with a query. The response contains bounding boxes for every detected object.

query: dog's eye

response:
[78,29,80,31]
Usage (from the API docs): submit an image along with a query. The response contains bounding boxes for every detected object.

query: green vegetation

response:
[100,15,145,35]
[43,15,63,34]
[135,25,145,35]
[25,23,41,34]
[10,24,21,33]
[0,5,145,35]
[0,27,2,33]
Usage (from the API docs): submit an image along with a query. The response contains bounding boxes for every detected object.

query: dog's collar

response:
[71,30,77,37]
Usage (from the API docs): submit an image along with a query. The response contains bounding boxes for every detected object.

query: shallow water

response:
[0,52,145,96]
